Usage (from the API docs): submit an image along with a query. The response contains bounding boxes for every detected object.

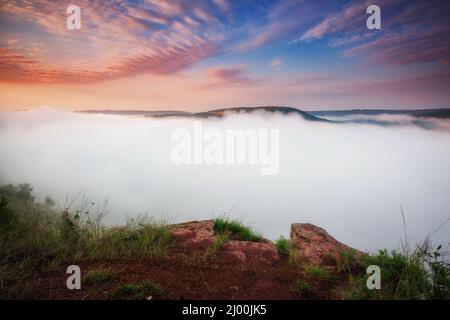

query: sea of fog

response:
[0,109,449,253]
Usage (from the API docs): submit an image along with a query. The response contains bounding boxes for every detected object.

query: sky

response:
[0,0,449,111]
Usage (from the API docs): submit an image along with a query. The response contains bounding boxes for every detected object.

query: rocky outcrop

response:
[170,220,279,265]
[170,219,362,267]
[170,220,215,250]
[222,240,279,264]
[290,223,364,265]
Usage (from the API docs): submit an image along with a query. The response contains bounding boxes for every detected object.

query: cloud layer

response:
[1,110,449,252]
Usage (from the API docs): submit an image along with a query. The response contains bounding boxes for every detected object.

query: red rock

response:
[170,220,214,250]
[290,223,363,266]
[223,240,279,264]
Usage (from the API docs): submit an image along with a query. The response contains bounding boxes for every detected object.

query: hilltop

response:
[79,106,330,122]
[79,106,450,120]
[1,184,448,300]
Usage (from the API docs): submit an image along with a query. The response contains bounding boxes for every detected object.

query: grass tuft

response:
[305,265,331,280]
[84,268,115,286]
[274,236,291,255]
[213,217,262,242]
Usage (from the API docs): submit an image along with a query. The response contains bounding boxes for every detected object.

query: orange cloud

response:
[0,0,226,83]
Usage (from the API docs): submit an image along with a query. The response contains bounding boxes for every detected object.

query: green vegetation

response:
[213,216,262,242]
[112,280,162,300]
[87,217,172,260]
[0,183,172,299]
[343,245,450,300]
[274,236,291,255]
[305,265,331,280]
[337,249,360,274]
[1,183,448,300]
[84,268,115,286]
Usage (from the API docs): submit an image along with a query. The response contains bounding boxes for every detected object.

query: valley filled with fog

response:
[0,109,449,253]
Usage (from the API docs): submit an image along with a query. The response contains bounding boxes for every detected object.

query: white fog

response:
[0,109,449,253]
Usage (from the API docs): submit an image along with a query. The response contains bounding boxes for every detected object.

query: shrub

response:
[344,245,449,300]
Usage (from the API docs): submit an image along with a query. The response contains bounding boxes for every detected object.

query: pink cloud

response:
[0,0,226,83]
[192,66,265,90]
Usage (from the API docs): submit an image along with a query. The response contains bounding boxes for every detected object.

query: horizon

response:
[6,105,450,113]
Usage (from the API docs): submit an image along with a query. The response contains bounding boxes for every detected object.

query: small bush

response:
[365,249,429,298]
[0,183,35,202]
[213,217,262,242]
[344,245,450,300]
[275,236,291,255]
[112,280,162,300]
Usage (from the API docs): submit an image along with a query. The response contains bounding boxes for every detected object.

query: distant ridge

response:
[149,106,330,122]
[78,107,450,124]
[79,106,330,122]
[310,108,450,119]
